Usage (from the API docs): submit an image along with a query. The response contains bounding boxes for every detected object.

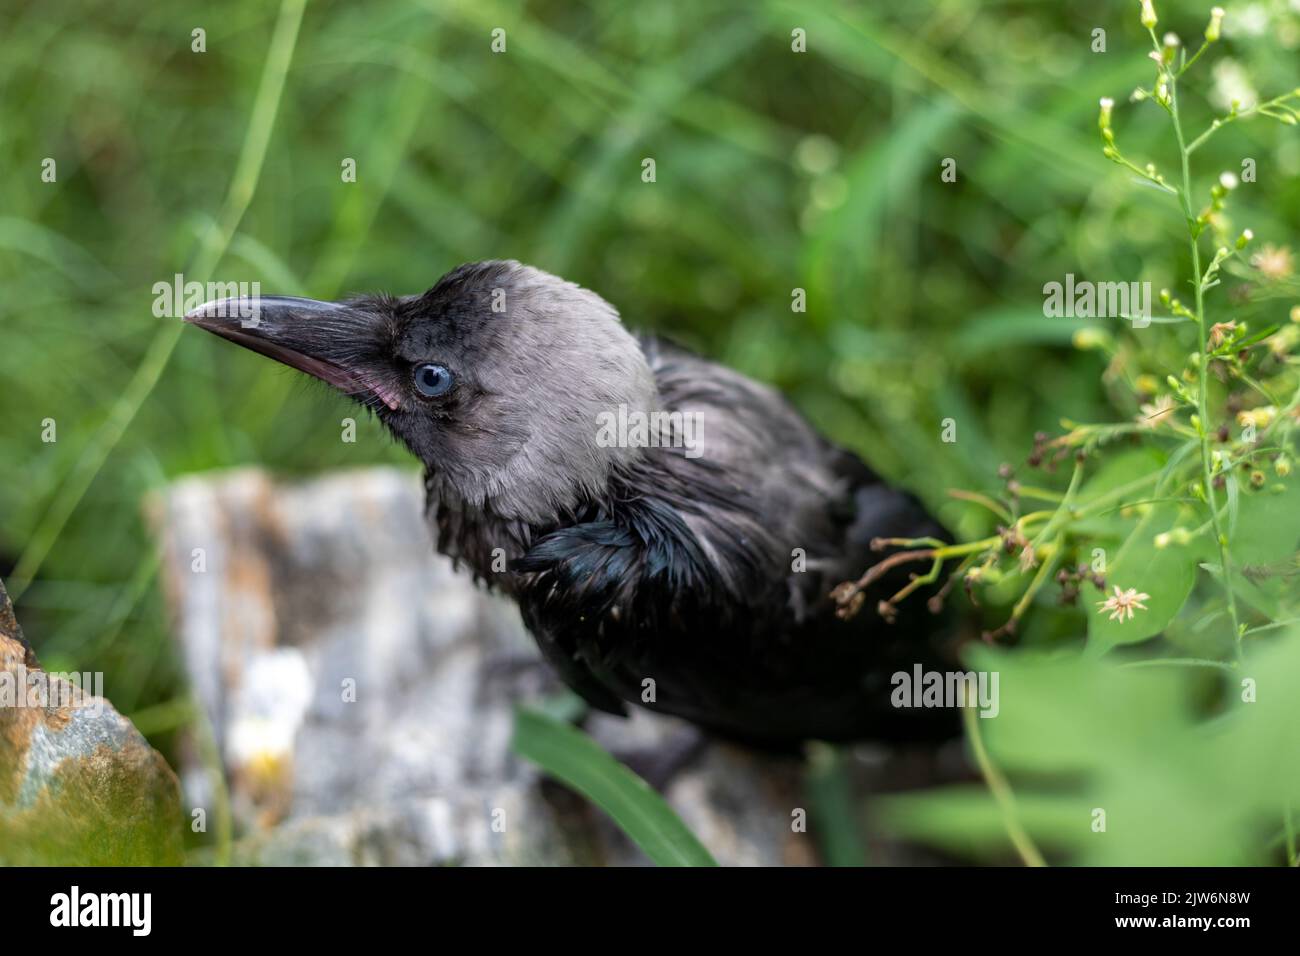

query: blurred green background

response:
[2,0,1298,860]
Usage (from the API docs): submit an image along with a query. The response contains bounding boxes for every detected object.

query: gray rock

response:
[0,577,185,865]
[151,467,814,865]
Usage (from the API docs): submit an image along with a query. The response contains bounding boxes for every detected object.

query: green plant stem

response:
[1285,806,1298,867]
[1186,90,1300,154]
[1168,79,1244,663]
[1119,657,1237,672]
[894,469,1166,570]
[964,701,1046,867]
[1176,40,1212,79]
[188,696,234,866]
[1009,535,1061,623]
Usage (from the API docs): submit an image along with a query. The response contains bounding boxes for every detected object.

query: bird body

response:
[185,261,956,748]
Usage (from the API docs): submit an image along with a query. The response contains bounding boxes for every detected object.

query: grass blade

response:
[511,707,717,867]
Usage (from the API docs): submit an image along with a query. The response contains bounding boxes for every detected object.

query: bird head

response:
[184,260,657,522]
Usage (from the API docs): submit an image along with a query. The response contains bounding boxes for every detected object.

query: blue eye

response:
[413,363,453,397]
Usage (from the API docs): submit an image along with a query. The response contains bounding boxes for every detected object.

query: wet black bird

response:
[185,261,955,748]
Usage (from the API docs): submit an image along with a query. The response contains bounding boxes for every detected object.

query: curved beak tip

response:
[183,298,261,328]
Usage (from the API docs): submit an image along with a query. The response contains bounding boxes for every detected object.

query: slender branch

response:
[964,700,1047,867]
[1286,806,1298,867]
[1169,76,1245,662]
[1176,39,1212,78]
[947,489,1013,523]
[1120,657,1238,672]
[1187,90,1300,154]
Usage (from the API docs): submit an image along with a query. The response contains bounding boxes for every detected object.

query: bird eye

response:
[413,363,453,397]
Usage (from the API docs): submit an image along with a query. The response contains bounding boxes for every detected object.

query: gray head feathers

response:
[407,261,658,523]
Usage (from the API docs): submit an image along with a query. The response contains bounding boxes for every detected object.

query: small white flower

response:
[1211,59,1259,112]
[1097,586,1151,622]
[1233,4,1269,38]
[1219,171,1239,190]
[1252,244,1294,280]
[1137,393,1176,429]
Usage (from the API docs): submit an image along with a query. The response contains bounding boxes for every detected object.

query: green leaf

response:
[1229,476,1300,567]
[511,707,718,867]
[951,307,1085,358]
[1085,503,1203,651]
[1071,447,1168,538]
[1234,324,1281,349]
[881,636,1300,865]
[804,743,868,866]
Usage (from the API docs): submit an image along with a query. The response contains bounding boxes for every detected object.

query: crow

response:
[184,260,957,749]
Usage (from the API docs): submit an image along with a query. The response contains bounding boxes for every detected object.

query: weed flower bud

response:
[1140,0,1158,31]
[1161,33,1180,64]
[1073,327,1110,351]
[1219,171,1238,190]
[1236,229,1253,249]
[1237,406,1277,430]
[1206,7,1225,43]
[1208,320,1237,349]
[1098,97,1115,142]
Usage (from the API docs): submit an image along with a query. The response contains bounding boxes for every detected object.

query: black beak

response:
[183,295,401,410]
